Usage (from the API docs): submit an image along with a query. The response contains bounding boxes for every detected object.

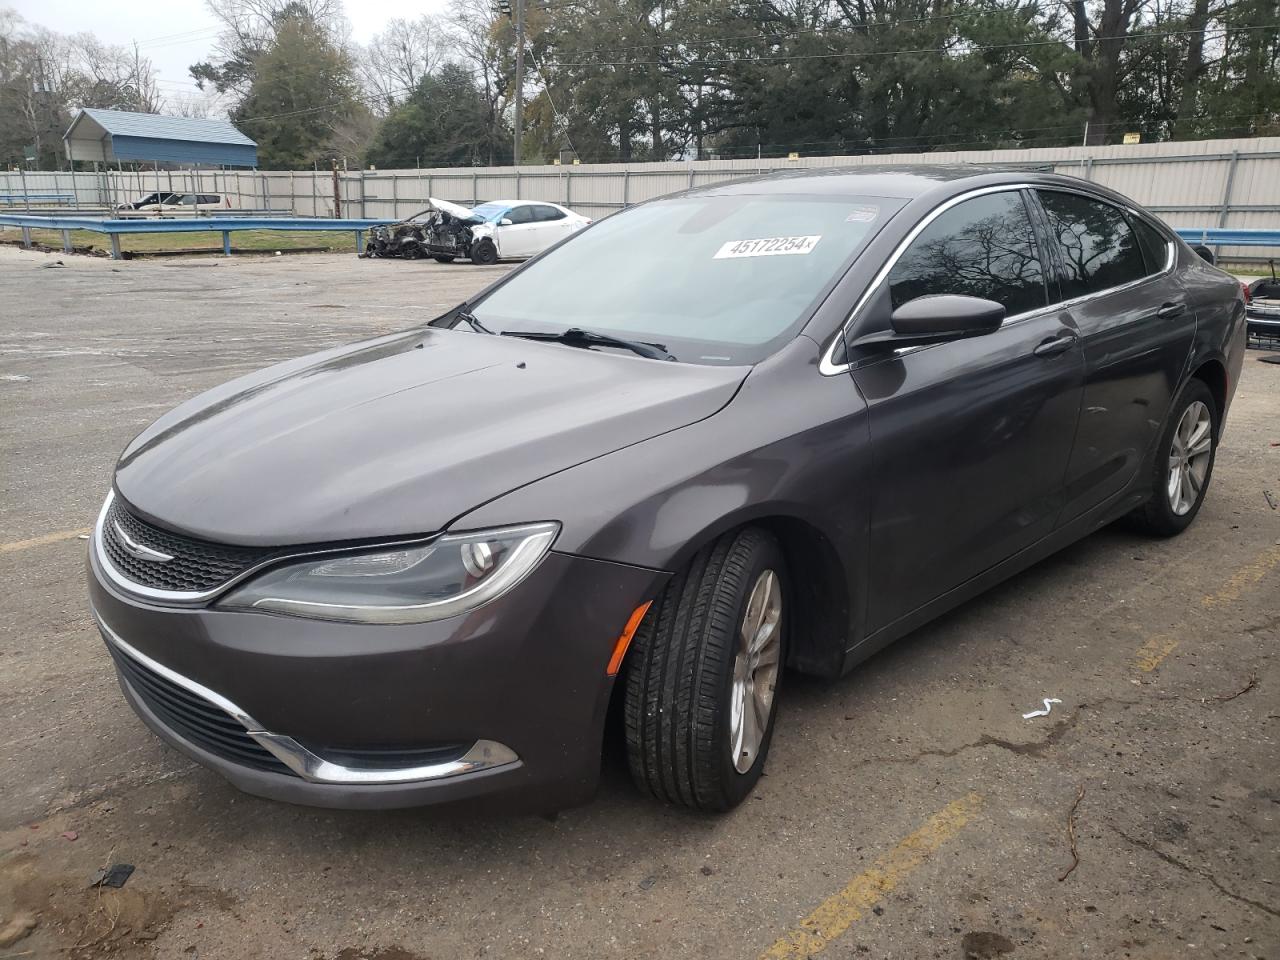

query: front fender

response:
[453,336,874,666]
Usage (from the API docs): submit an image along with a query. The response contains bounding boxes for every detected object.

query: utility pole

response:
[513,0,525,166]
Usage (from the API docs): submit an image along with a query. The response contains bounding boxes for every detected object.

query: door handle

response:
[1157,301,1187,319]
[1033,331,1079,358]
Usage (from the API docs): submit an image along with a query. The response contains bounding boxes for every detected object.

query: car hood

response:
[427,196,475,219]
[114,329,748,546]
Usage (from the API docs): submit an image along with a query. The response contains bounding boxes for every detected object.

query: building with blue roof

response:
[63,108,258,168]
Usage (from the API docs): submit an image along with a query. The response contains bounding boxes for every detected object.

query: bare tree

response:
[360,16,448,111]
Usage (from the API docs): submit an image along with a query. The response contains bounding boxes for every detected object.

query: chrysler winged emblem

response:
[112,521,174,563]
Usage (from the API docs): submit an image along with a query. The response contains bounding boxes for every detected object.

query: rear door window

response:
[888,191,1047,317]
[1037,191,1147,297]
[534,205,566,222]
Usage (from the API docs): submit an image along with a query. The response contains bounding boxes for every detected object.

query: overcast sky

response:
[10,0,441,103]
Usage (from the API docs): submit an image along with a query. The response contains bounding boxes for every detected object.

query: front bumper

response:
[89,541,664,810]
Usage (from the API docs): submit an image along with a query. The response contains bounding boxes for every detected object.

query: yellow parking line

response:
[1134,635,1179,673]
[1202,545,1280,608]
[760,793,984,960]
[0,527,91,554]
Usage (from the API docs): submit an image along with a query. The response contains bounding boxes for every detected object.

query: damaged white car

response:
[364,198,590,265]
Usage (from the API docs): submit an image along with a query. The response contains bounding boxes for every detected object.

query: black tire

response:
[432,255,456,264]
[623,527,786,812]
[471,239,498,265]
[1127,378,1219,536]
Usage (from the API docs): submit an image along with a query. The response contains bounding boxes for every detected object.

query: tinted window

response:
[888,191,1046,317]
[1131,215,1170,275]
[534,205,566,222]
[505,205,536,225]
[1038,191,1147,297]
[197,194,220,205]
[470,193,900,364]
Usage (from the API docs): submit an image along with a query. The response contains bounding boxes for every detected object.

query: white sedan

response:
[429,198,591,264]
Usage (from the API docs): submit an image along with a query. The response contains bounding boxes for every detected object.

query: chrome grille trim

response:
[97,614,520,786]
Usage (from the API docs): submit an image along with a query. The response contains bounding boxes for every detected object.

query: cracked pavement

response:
[1,245,1277,959]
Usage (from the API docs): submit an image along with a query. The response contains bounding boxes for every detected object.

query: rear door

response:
[1032,190,1195,523]
[850,188,1085,632]
[533,204,578,244]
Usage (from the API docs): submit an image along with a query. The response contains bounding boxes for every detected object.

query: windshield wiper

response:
[456,310,494,335]
[500,327,676,361]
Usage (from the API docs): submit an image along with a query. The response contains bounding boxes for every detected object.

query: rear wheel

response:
[1127,378,1218,536]
[623,527,785,811]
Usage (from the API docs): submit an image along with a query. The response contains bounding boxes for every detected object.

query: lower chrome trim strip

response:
[95,614,519,785]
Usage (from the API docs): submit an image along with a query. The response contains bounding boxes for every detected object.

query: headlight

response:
[218,523,558,624]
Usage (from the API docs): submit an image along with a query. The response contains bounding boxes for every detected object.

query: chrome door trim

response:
[820,182,1178,377]
[820,184,1035,376]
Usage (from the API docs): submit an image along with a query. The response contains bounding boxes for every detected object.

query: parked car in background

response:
[1246,269,1280,344]
[364,198,590,265]
[89,166,1246,815]
[117,193,230,214]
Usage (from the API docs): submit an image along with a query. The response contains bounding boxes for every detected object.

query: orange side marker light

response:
[606,601,652,676]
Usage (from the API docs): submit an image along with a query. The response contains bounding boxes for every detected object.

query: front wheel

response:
[470,239,498,265]
[623,527,785,811]
[1127,378,1218,536]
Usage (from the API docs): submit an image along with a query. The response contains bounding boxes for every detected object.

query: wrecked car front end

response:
[364,198,485,262]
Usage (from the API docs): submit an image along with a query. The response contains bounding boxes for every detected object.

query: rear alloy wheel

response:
[470,239,498,265]
[623,527,785,811]
[1128,378,1218,536]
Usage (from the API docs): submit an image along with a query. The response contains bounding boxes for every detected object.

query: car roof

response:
[685,164,1115,202]
[486,199,562,207]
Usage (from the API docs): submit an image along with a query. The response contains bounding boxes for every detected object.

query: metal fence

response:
[4,135,1279,261]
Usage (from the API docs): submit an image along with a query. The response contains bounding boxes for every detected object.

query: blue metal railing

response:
[0,214,393,258]
[3,213,1276,259]
[1174,228,1280,248]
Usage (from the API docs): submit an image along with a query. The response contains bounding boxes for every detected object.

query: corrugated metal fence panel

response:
[4,136,1277,258]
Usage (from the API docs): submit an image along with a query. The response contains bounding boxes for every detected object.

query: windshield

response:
[470,193,900,364]
[468,202,509,223]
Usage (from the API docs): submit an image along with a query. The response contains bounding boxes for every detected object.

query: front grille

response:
[110,646,295,777]
[102,497,275,593]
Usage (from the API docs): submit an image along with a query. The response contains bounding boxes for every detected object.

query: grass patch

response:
[0,226,358,255]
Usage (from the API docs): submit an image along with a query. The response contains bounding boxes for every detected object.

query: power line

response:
[551,23,1279,67]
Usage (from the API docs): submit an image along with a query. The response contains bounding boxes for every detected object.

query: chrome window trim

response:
[97,614,520,785]
[819,184,1035,376]
[819,183,1176,376]
[92,489,435,605]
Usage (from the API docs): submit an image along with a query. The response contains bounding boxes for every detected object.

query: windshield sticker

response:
[713,235,821,259]
[845,205,879,222]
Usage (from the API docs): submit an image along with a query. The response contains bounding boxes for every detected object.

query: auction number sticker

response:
[713,235,821,259]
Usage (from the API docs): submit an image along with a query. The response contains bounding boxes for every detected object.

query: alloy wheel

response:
[1168,400,1212,516]
[730,569,782,774]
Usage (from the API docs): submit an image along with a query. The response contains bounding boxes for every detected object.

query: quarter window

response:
[1130,215,1171,275]
[888,191,1046,318]
[1037,191,1147,297]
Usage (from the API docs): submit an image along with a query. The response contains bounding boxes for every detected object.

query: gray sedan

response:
[88,165,1246,813]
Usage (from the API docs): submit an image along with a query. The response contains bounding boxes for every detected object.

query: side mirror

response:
[1191,244,1216,266]
[856,294,1005,348]
[499,217,513,226]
